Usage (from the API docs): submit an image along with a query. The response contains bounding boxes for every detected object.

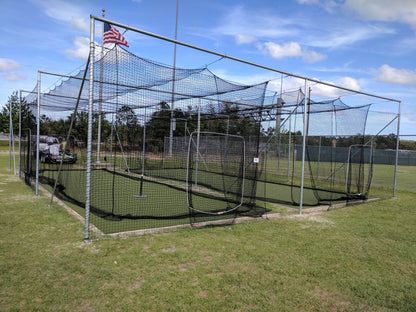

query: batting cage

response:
[19,16,401,241]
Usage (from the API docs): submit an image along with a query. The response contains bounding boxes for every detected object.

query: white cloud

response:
[31,0,88,32]
[0,59,25,81]
[215,6,300,40]
[296,0,416,30]
[259,41,326,63]
[261,42,302,59]
[305,77,362,98]
[69,17,89,32]
[344,0,416,30]
[63,36,90,60]
[302,50,326,63]
[339,77,361,91]
[309,80,340,98]
[405,110,416,122]
[235,34,257,45]
[373,64,416,85]
[307,24,395,49]
[296,0,319,3]
[296,0,338,12]
[2,72,26,81]
[0,58,22,72]
[33,0,84,22]
[267,75,362,99]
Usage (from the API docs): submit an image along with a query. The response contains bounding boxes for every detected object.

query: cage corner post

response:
[35,71,41,197]
[392,100,401,198]
[18,90,22,179]
[299,79,309,215]
[84,15,95,243]
[8,98,13,171]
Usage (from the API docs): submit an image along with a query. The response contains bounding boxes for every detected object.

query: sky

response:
[0,0,415,136]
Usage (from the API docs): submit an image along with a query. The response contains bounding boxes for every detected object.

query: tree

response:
[71,111,89,142]
[399,140,416,150]
[198,101,261,137]
[146,101,186,142]
[115,105,143,148]
[374,133,397,150]
[0,91,36,135]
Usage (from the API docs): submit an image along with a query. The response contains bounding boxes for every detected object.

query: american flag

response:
[103,23,129,47]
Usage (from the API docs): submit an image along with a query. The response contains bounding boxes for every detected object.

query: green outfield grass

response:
[1,147,416,311]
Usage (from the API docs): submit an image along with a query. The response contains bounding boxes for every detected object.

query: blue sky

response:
[0,0,415,136]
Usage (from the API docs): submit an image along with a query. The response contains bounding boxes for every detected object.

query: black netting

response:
[20,43,399,239]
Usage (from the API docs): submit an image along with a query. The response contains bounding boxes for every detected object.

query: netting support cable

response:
[49,56,90,208]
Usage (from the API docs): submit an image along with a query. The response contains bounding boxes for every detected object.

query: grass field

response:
[17,144,414,238]
[1,146,416,311]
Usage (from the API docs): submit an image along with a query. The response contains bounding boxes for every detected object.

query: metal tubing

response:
[18,90,22,179]
[97,10,105,163]
[84,16,95,242]
[49,56,90,208]
[393,101,401,197]
[142,106,146,177]
[195,99,201,187]
[169,0,180,157]
[317,136,321,179]
[36,71,41,197]
[12,111,16,174]
[299,79,309,214]
[287,114,292,183]
[9,101,12,170]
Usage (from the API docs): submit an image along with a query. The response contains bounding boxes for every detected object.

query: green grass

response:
[31,148,415,237]
[1,148,416,311]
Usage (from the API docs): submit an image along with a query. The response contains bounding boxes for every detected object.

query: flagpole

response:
[97,8,105,163]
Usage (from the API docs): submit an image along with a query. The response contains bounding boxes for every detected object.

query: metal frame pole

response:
[169,0,179,157]
[9,101,12,170]
[97,9,105,163]
[142,106,146,177]
[18,90,22,179]
[195,99,201,187]
[317,135,321,179]
[8,95,16,173]
[287,113,292,183]
[299,79,309,214]
[35,71,41,197]
[84,16,95,242]
[12,108,16,174]
[393,101,401,197]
